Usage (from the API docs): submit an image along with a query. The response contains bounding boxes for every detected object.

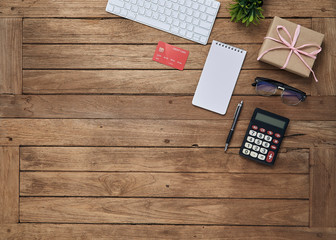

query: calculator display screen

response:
[255,112,286,129]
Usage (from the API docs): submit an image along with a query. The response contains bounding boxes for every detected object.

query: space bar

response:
[136,15,170,31]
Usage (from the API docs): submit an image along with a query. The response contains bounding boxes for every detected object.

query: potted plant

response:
[229,0,265,26]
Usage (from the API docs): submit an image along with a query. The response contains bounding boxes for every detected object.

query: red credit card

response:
[153,41,189,70]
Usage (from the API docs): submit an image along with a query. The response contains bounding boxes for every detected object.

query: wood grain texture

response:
[310,148,336,227]
[20,172,309,198]
[22,69,311,95]
[1,119,335,147]
[0,95,334,120]
[311,18,336,96]
[1,0,335,17]
[0,18,22,94]
[22,18,311,44]
[0,147,19,223]
[20,147,309,173]
[1,225,335,240]
[22,44,272,70]
[20,197,309,225]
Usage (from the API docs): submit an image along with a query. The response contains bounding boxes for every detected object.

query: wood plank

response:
[311,18,336,96]
[20,197,309,225]
[0,147,19,223]
[22,69,312,95]
[20,172,308,198]
[1,225,335,240]
[22,44,273,70]
[22,18,311,44]
[0,18,22,94]
[1,119,335,147]
[1,0,335,17]
[310,148,336,227]
[0,95,334,120]
[20,147,309,173]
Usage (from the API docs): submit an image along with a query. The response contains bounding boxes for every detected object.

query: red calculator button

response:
[266,151,275,163]
[275,133,281,138]
[260,128,266,133]
[271,145,277,150]
[252,125,258,130]
[267,131,273,135]
[273,139,279,144]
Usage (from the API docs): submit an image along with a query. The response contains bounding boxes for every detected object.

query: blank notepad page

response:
[192,40,246,115]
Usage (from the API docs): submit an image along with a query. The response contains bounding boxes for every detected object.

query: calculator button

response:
[242,148,250,155]
[249,130,257,136]
[271,145,277,150]
[267,130,273,135]
[260,147,268,154]
[262,142,270,148]
[275,133,281,138]
[264,135,272,142]
[252,125,258,130]
[266,151,275,163]
[260,128,266,133]
[255,139,262,145]
[273,139,279,144]
[258,154,266,161]
[247,136,254,143]
[257,133,264,139]
[244,142,252,149]
[252,145,260,151]
[250,151,258,158]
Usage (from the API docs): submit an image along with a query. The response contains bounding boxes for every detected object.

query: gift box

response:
[258,16,324,81]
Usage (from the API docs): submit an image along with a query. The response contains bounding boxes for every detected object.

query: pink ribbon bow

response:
[257,25,322,82]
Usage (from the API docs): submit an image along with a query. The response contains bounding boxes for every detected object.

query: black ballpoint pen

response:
[225,100,243,152]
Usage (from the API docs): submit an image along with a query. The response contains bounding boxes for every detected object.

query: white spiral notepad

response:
[192,40,247,115]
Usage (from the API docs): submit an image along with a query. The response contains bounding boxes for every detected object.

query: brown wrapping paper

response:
[258,16,324,78]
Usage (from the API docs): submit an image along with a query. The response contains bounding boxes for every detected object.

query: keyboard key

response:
[165,8,171,15]
[153,12,159,19]
[166,16,172,24]
[136,14,170,30]
[151,4,158,11]
[207,15,215,22]
[110,0,125,8]
[242,148,250,155]
[173,5,179,10]
[264,135,272,142]
[194,26,208,36]
[120,9,128,16]
[200,20,211,29]
[255,139,262,145]
[258,154,266,161]
[262,142,270,148]
[131,5,138,12]
[250,151,258,158]
[179,13,186,21]
[205,0,212,6]
[200,36,207,43]
[186,8,192,15]
[257,133,264,139]
[114,6,121,14]
[159,14,166,21]
[212,1,220,8]
[192,18,200,25]
[186,16,192,23]
[173,19,179,26]
[158,6,164,13]
[165,1,172,8]
[125,3,131,10]
[186,32,193,38]
[180,22,187,28]
[206,7,217,15]
[187,25,193,31]
[260,148,268,154]
[185,0,192,7]
[180,6,186,13]
[192,2,199,9]
[200,13,207,20]
[249,130,257,136]
[127,11,136,19]
[170,26,179,33]
[247,136,254,143]
[179,29,186,36]
[252,145,260,151]
[193,11,200,18]
[139,7,145,14]
[144,1,151,8]
[245,142,252,149]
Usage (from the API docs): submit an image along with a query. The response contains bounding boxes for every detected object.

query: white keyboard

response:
[106,0,220,45]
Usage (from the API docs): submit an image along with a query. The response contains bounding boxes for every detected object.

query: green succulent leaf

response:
[228,0,264,27]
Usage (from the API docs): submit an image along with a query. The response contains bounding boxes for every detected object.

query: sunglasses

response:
[252,77,307,105]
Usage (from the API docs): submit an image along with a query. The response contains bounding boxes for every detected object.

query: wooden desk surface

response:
[0,0,335,239]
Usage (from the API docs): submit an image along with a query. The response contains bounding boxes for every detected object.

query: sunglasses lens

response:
[282,89,303,105]
[256,81,277,96]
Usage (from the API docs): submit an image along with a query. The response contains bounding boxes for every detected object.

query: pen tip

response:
[224,144,228,152]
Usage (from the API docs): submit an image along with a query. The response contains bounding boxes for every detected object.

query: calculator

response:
[239,108,290,166]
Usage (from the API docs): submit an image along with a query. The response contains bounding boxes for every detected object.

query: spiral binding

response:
[215,41,244,53]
